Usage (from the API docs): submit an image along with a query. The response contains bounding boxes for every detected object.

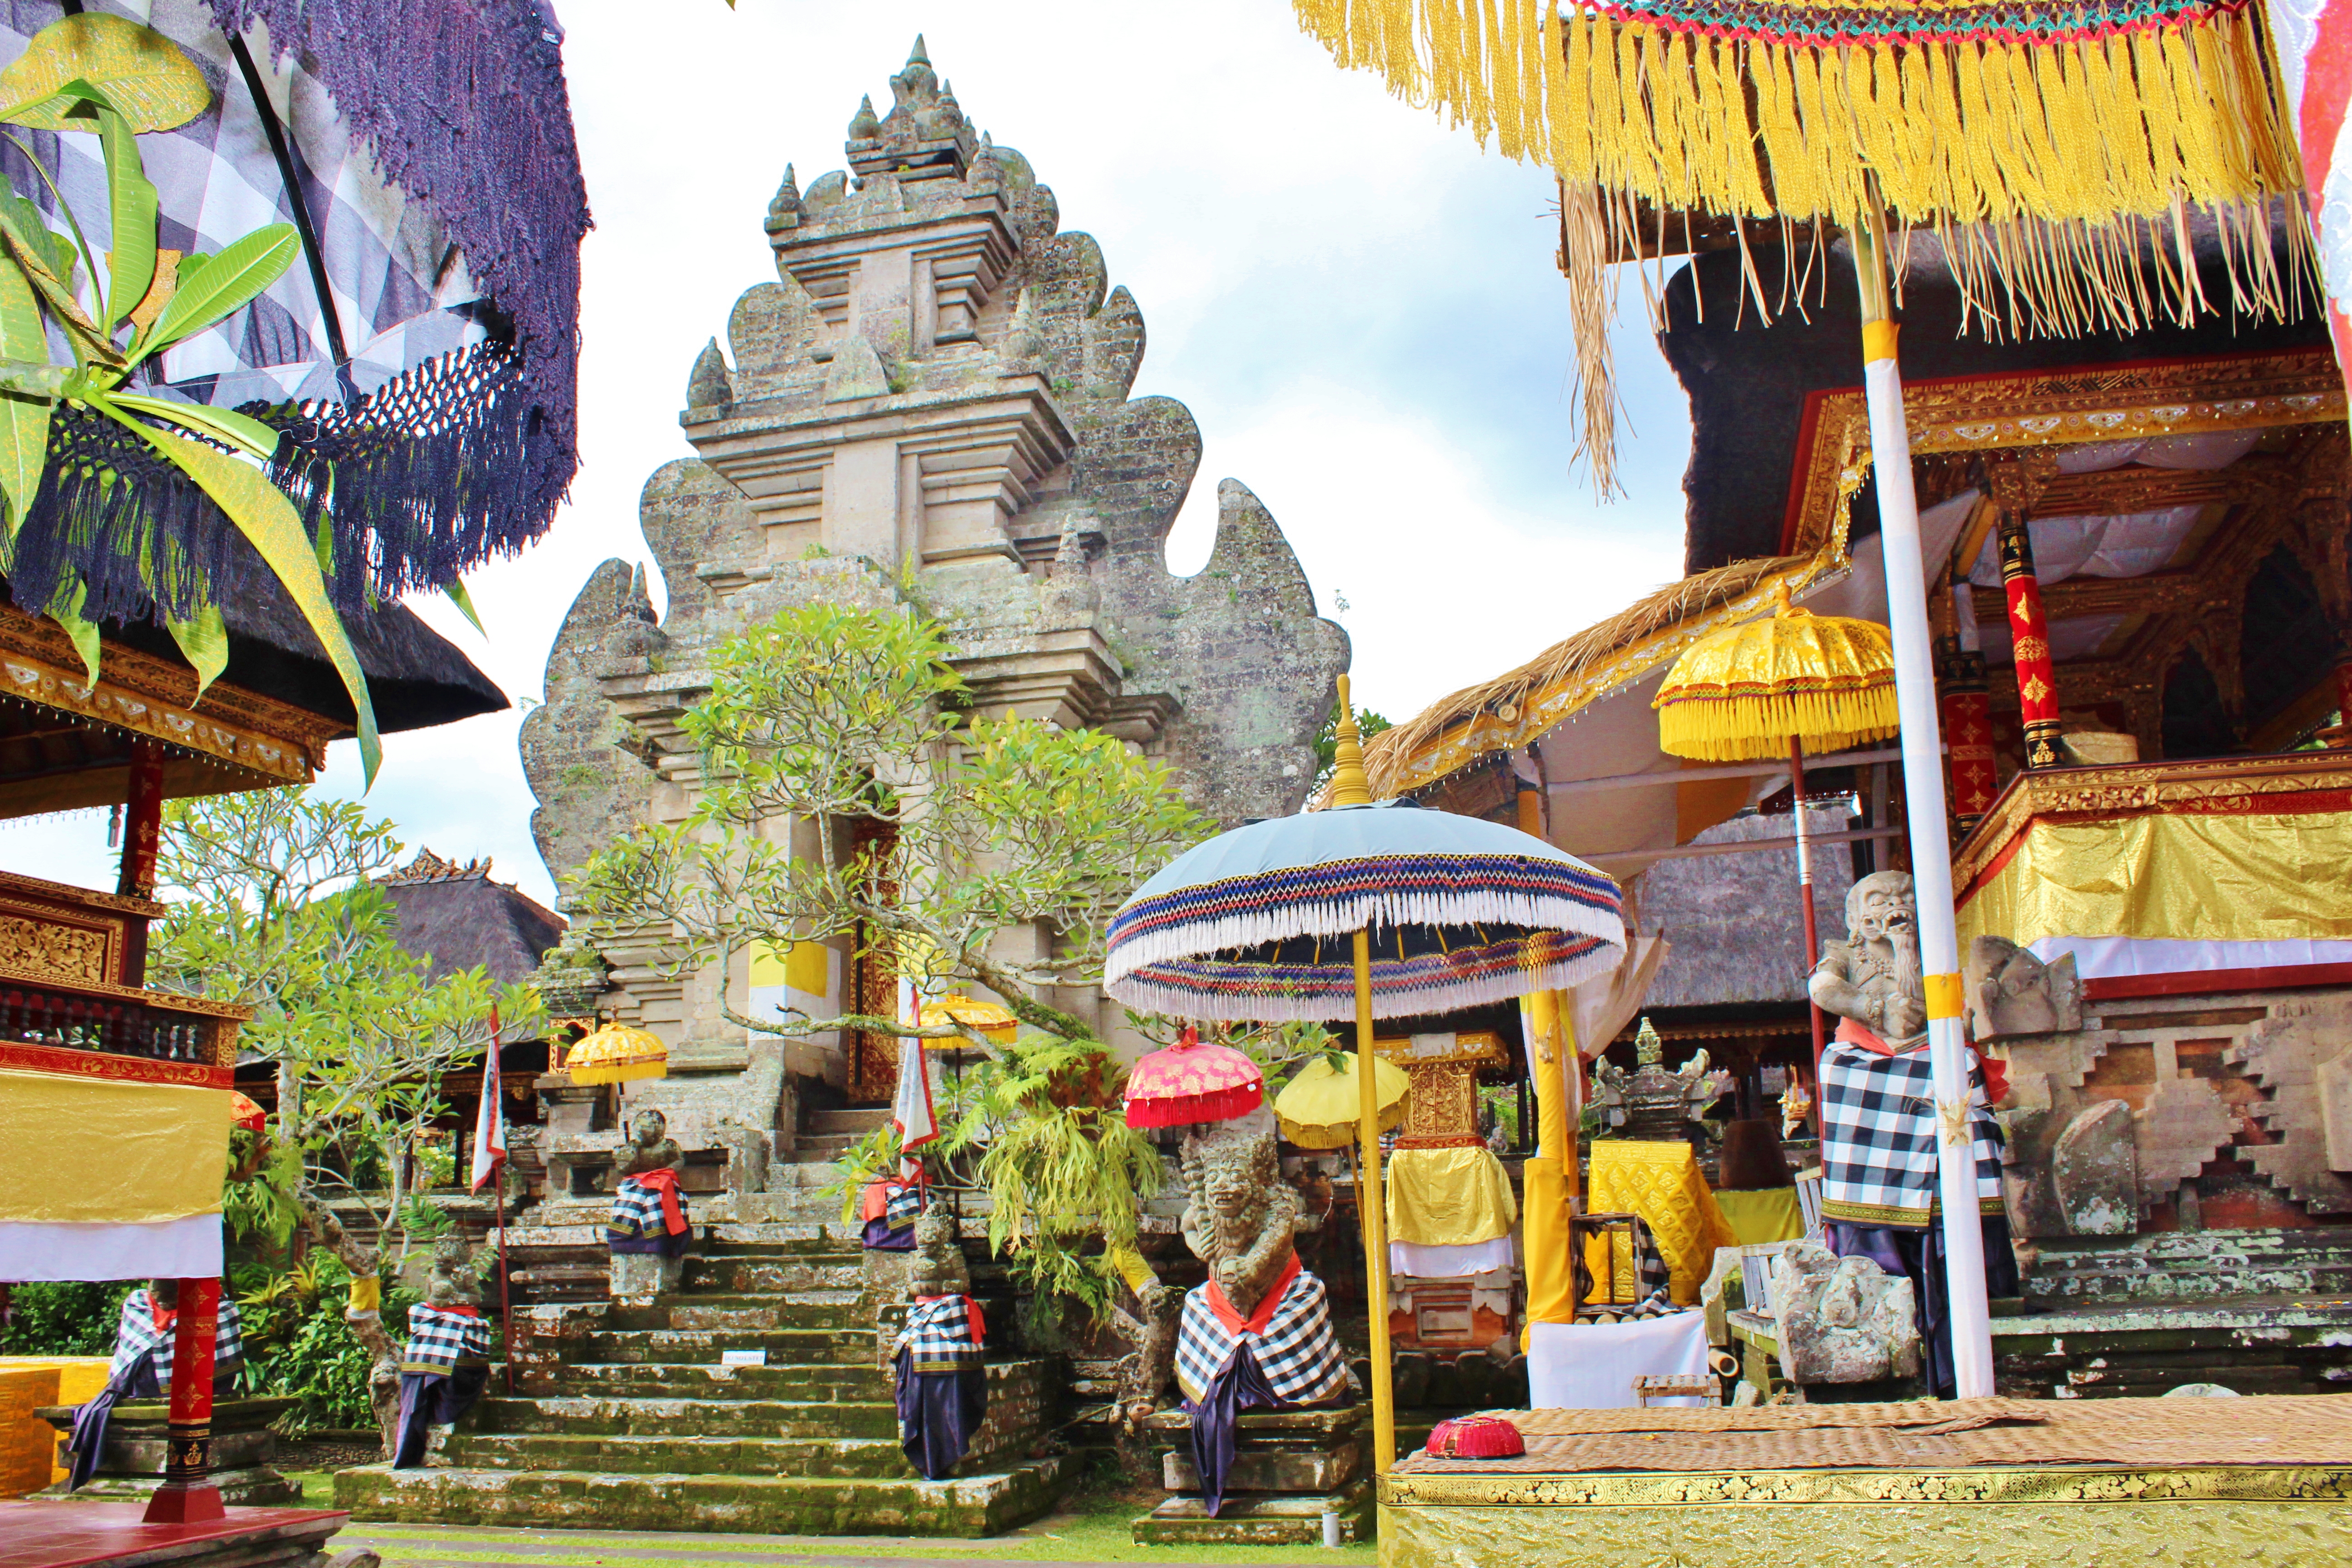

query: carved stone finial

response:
[907,34,931,69]
[848,94,880,141]
[687,338,733,410]
[1040,512,1100,619]
[1635,1017,1663,1067]
[1003,287,1044,361]
[767,163,803,225]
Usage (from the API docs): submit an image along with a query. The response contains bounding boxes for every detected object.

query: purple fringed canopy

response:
[0,0,588,627]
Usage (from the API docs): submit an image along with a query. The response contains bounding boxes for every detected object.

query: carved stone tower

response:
[519,41,1347,1183]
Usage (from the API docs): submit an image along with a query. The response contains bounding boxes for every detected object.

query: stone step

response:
[470,1394,899,1440]
[2024,1260,2352,1304]
[442,1431,921,1480]
[338,1458,1068,1538]
[807,1107,892,1135]
[541,1361,891,1401]
[792,1134,861,1162]
[608,1292,872,1333]
[760,1162,849,1189]
[2033,1228,2352,1264]
[583,1328,879,1367]
[1132,1478,1371,1547]
[681,1256,870,1294]
[1992,1297,2352,1399]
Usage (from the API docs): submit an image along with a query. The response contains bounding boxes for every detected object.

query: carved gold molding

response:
[0,605,338,785]
[1788,350,2348,557]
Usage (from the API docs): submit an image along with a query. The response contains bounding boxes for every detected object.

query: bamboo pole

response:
[1354,927,1396,1474]
[1852,211,1994,1399]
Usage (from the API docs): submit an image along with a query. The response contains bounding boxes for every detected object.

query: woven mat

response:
[1403,1394,2352,1475]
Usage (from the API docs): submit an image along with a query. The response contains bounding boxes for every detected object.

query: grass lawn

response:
[297,1478,1379,1567]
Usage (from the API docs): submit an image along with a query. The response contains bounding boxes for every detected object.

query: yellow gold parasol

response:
[1652,585,1897,762]
[565,1022,668,1086]
[918,994,1019,1046]
[1653,583,1898,1139]
[1274,1051,1409,1150]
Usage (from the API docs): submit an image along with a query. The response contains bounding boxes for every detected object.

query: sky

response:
[8,0,1695,904]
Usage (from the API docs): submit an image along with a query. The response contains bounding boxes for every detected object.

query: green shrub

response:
[0,1281,124,1357]
[234,1254,421,1431]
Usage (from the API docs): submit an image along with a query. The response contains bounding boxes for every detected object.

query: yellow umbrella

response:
[566,1022,668,1086]
[1652,584,1897,761]
[918,994,1019,1046]
[1653,583,1899,1130]
[1274,1051,1408,1150]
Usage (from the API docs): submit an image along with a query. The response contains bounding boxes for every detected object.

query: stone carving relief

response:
[1964,935,2082,1040]
[1769,1243,1922,1386]
[2229,994,2352,1213]
[1179,1114,1302,1319]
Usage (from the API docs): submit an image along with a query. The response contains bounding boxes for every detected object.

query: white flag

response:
[471,1006,506,1193]
[891,976,936,1173]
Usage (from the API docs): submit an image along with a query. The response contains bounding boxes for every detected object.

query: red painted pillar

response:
[143,1278,223,1524]
[1997,514,2064,770]
[1940,585,1998,836]
[116,742,164,985]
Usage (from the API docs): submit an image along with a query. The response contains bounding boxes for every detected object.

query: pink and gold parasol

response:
[1122,1025,1264,1128]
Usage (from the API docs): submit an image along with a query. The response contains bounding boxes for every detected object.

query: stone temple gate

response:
[519,39,1348,1193]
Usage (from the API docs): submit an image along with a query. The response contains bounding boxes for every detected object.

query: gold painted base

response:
[1379,1467,2352,1568]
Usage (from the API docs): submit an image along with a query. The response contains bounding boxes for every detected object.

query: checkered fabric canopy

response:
[0,0,586,627]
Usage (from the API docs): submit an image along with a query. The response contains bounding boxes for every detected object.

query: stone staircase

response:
[337,1121,1067,1537]
[1994,1226,2352,1398]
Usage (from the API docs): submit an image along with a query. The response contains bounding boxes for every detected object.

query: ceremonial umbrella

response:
[1122,1025,1265,1128]
[566,1022,668,1088]
[1653,584,1899,1122]
[1106,676,1624,1472]
[1281,0,2289,1400]
[1273,1050,1408,1150]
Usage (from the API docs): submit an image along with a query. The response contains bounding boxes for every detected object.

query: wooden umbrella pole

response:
[1853,208,1994,1399]
[1353,926,1395,1475]
[1792,736,1828,1139]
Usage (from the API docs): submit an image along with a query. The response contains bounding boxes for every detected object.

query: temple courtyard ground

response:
[306,1503,1378,1568]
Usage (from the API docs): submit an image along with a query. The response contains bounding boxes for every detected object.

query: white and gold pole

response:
[1853,210,1994,1398]
[1326,676,1396,1471]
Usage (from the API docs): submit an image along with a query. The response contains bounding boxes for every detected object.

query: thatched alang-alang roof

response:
[1358,552,1804,799]
[383,848,564,986]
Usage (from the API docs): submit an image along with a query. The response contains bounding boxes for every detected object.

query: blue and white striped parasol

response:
[1101,677,1624,1480]
[1103,762,1624,1023]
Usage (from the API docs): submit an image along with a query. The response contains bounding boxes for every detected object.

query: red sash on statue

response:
[1204,1249,1300,1337]
[633,1167,688,1234]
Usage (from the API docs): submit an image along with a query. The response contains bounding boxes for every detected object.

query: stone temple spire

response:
[847,36,976,182]
[767,163,803,229]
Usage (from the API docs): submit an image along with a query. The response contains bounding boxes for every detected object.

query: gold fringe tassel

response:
[1294,0,2317,478]
[1653,684,1901,763]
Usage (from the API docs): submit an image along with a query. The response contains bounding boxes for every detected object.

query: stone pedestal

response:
[1132,1405,1370,1546]
[35,1397,302,1506]
[608,1250,684,1299]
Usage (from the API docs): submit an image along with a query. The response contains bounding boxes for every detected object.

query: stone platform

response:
[0,1500,344,1568]
[1132,1406,1370,1545]
[1377,1395,2352,1568]
[339,1221,1064,1538]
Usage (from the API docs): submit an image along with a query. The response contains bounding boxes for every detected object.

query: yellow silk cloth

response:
[1386,1145,1519,1248]
[1959,810,2352,950]
[0,1068,228,1225]
[1712,1187,1807,1246]
[1586,1141,1739,1306]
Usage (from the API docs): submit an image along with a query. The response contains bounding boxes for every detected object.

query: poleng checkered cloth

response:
[609,1176,689,1242]
[400,1303,492,1375]
[897,1294,984,1375]
[110,1289,243,1388]
[1819,1040,2004,1228]
[1175,1269,1349,1406]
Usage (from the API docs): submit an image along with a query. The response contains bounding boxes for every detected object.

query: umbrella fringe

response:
[1106,943,1627,1024]
[1653,685,1902,762]
[1105,889,1624,983]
